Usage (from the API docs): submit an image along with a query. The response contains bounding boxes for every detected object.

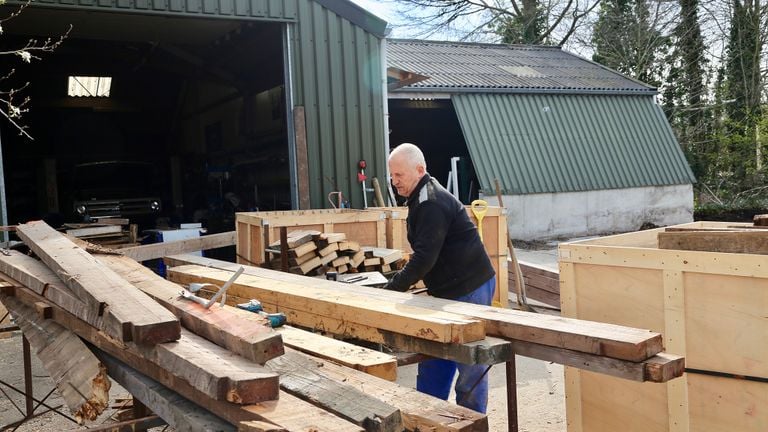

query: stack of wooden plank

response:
[361,247,405,274]
[0,221,281,426]
[62,218,138,248]
[267,230,406,276]
[512,261,560,309]
[0,221,490,432]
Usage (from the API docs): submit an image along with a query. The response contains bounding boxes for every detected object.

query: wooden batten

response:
[119,231,236,262]
[16,221,181,345]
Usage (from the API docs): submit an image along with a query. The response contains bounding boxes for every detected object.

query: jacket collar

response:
[406,173,431,206]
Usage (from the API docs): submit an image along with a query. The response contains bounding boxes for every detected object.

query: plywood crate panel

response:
[236,207,508,307]
[559,221,768,432]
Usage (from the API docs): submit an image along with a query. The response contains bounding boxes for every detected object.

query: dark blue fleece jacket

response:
[385,174,495,299]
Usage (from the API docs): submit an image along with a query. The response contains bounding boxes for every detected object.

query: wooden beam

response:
[166,265,486,344]
[658,230,768,255]
[164,255,662,362]
[1,295,110,423]
[0,251,104,329]
[507,339,684,383]
[136,330,279,404]
[239,420,287,432]
[94,349,236,432]
[244,391,364,432]
[119,231,236,262]
[266,349,403,432]
[282,347,488,432]
[66,225,122,238]
[277,325,397,381]
[2,284,279,405]
[294,106,311,210]
[92,251,284,364]
[16,221,180,345]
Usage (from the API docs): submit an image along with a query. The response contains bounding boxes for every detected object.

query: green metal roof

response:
[452,93,696,195]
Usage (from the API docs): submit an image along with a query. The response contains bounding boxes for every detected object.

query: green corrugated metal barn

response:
[0,0,388,229]
[387,39,696,240]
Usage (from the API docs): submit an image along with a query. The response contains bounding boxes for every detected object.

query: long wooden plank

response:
[658,230,768,254]
[120,231,236,262]
[277,325,397,381]
[16,221,180,344]
[165,255,662,362]
[2,282,279,405]
[266,349,403,432]
[167,265,485,344]
[0,294,110,423]
[66,225,123,238]
[189,285,511,365]
[91,251,284,364]
[94,349,236,432]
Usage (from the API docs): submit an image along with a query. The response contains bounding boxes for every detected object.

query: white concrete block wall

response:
[485,184,693,241]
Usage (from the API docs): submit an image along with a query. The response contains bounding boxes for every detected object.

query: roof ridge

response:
[387,38,559,50]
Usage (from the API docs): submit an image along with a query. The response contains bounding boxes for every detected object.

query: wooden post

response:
[23,335,33,417]
[506,358,518,432]
[280,227,288,272]
[294,107,310,210]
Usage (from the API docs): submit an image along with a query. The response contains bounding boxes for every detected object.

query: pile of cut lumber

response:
[267,230,406,275]
[0,221,488,432]
[61,217,138,248]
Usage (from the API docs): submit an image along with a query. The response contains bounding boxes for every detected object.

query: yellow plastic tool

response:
[470,199,488,244]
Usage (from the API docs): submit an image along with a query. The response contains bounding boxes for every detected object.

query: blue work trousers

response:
[416,276,496,413]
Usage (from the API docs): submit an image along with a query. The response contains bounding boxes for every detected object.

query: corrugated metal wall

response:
[291,0,386,209]
[29,0,299,20]
[453,93,696,195]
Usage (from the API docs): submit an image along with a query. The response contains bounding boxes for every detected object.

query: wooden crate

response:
[236,209,389,265]
[559,221,768,432]
[236,207,509,307]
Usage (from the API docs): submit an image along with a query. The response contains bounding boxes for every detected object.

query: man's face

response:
[389,155,424,198]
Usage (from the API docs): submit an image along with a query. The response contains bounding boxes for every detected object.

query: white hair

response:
[389,143,427,170]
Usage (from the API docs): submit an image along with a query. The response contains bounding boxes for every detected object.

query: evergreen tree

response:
[663,0,710,179]
[592,0,670,87]
[721,0,764,186]
[496,0,548,44]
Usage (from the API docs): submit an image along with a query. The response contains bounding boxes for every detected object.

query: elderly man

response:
[384,143,496,413]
